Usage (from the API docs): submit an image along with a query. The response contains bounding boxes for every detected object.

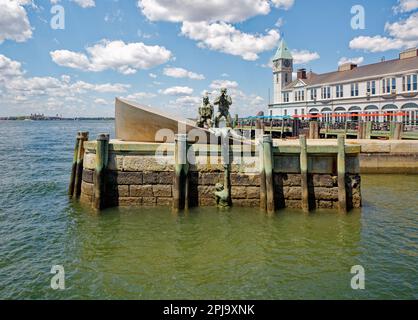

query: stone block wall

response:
[274,173,361,210]
[79,142,362,211]
[80,168,361,210]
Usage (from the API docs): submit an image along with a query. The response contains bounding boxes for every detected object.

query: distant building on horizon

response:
[269,40,418,124]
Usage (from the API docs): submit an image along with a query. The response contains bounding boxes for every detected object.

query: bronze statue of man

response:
[214,88,233,127]
[197,95,214,128]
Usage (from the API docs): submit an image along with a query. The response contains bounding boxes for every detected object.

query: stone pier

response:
[78,139,362,212]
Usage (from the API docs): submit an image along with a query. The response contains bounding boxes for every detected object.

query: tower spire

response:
[273,39,293,61]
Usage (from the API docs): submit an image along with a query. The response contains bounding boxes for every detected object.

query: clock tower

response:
[272,39,293,104]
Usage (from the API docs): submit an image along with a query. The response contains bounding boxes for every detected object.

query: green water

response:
[0,121,417,299]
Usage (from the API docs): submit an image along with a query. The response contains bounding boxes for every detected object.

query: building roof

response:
[298,55,418,88]
[273,39,293,61]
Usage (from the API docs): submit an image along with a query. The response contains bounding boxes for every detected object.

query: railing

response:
[236,117,418,140]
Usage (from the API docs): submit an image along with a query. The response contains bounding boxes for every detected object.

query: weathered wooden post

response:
[357,121,364,139]
[263,135,275,215]
[281,119,285,138]
[233,114,239,128]
[337,134,347,213]
[259,137,267,212]
[389,122,396,140]
[255,117,264,138]
[394,122,404,140]
[173,134,189,212]
[93,134,109,210]
[292,119,300,138]
[73,131,89,198]
[299,135,309,212]
[365,121,372,140]
[309,121,319,139]
[68,133,81,197]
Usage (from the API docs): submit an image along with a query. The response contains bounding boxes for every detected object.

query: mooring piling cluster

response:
[69,131,89,199]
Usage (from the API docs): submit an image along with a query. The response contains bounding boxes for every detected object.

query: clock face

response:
[283,59,291,68]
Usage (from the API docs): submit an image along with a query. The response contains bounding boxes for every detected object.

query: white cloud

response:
[338,56,364,66]
[50,40,172,74]
[174,95,201,107]
[210,80,239,90]
[181,21,280,61]
[0,54,24,79]
[149,73,157,78]
[349,13,418,52]
[349,36,405,52]
[0,54,130,117]
[385,12,418,41]
[124,92,157,100]
[138,0,271,23]
[0,0,32,44]
[160,86,194,96]
[73,0,95,8]
[94,98,109,105]
[271,0,295,10]
[51,0,96,8]
[163,67,205,80]
[291,49,320,64]
[393,0,418,13]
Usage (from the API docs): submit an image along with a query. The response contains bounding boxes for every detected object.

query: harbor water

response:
[0,120,417,299]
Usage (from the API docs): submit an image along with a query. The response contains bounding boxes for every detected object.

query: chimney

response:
[400,48,418,60]
[338,63,357,72]
[297,68,307,80]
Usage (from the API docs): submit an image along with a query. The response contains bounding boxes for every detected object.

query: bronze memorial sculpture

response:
[214,88,233,128]
[196,95,214,128]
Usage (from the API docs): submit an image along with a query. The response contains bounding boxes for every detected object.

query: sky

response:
[0,0,417,118]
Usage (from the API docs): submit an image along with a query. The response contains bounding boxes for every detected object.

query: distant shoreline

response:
[0,117,115,121]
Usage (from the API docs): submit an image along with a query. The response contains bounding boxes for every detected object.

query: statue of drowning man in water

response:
[197,95,214,128]
[214,88,233,128]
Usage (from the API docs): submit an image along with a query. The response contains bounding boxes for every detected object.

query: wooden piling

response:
[365,121,372,140]
[173,134,189,212]
[263,135,275,215]
[281,120,285,138]
[259,137,267,212]
[325,122,329,139]
[337,134,347,213]
[73,131,89,198]
[309,121,319,139]
[357,122,364,139]
[394,122,403,140]
[68,133,81,197]
[299,135,309,212]
[93,134,109,210]
[389,122,396,140]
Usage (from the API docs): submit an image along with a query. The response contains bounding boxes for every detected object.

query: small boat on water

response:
[115,98,213,143]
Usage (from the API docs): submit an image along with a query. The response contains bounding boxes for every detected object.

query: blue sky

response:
[0,0,417,117]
